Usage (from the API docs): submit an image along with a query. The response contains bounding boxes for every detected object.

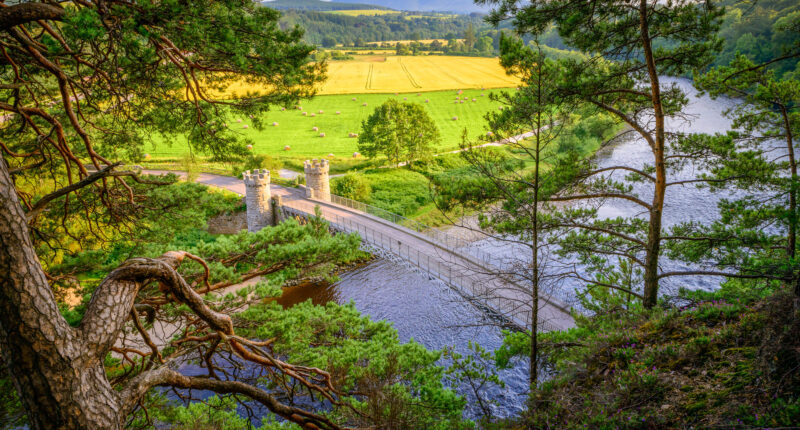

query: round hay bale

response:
[312,126,318,131]
[362,102,368,106]
[310,113,316,117]
[281,107,285,111]
[327,153,335,158]
[425,99,429,103]
[236,118,242,123]
[452,116,458,121]
[319,110,324,114]
[352,152,360,158]
[319,132,326,137]
[272,122,279,126]
[302,112,307,116]
[284,145,291,151]
[472,98,476,102]
[460,101,464,104]
[246,144,254,150]
[336,111,341,115]
[417,93,421,96]
[242,124,248,129]
[352,97,357,101]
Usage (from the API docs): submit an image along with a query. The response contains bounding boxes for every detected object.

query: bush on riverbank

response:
[495,282,800,428]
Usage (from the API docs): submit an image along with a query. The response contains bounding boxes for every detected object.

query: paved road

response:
[144,170,575,332]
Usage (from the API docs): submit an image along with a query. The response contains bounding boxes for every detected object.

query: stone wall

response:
[304,159,331,202]
[207,212,247,235]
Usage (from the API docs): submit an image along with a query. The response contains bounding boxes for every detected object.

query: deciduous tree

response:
[358,99,439,166]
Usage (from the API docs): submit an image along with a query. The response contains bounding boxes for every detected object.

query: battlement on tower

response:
[304,159,329,174]
[243,169,271,187]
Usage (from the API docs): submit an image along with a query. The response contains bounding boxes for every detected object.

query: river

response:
[290,77,741,418]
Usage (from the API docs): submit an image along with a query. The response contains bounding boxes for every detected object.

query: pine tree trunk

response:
[0,159,123,429]
[639,0,666,309]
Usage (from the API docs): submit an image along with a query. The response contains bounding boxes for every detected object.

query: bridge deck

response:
[147,171,575,332]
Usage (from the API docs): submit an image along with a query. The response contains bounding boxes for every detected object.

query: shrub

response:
[332,172,371,201]
[231,154,283,177]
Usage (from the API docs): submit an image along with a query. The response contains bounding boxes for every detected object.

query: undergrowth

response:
[498,283,800,429]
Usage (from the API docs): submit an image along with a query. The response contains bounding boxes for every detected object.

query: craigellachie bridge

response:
[145,161,575,333]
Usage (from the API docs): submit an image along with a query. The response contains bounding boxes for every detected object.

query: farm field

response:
[221,56,519,96]
[365,39,462,45]
[329,9,401,16]
[145,88,511,160]
[321,56,519,94]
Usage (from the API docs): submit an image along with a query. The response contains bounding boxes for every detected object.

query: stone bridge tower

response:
[243,169,272,232]
[304,159,331,201]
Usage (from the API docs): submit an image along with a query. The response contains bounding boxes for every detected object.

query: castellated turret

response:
[304,159,331,202]
[243,169,272,232]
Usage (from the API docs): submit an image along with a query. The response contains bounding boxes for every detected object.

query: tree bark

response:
[0,3,65,31]
[639,0,666,309]
[0,159,123,429]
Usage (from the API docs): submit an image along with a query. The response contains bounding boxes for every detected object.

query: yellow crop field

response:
[366,39,462,46]
[318,56,520,94]
[219,56,520,96]
[330,10,401,16]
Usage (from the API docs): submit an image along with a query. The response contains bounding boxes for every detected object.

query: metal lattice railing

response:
[279,202,563,333]
[327,193,502,269]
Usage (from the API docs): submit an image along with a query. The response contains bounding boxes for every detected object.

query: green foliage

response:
[444,342,505,421]
[239,300,471,429]
[498,283,800,428]
[358,100,440,165]
[359,168,431,216]
[715,0,800,78]
[666,53,800,288]
[231,153,284,177]
[37,179,241,271]
[127,394,299,429]
[276,8,485,47]
[331,172,372,201]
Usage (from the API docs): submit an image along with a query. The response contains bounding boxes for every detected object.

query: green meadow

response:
[144,88,512,161]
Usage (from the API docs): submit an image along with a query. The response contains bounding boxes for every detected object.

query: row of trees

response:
[279,9,486,48]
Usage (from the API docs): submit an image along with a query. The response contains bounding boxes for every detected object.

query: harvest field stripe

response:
[399,59,422,89]
[365,64,374,90]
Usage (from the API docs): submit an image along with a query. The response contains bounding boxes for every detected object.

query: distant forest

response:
[277,9,487,46]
